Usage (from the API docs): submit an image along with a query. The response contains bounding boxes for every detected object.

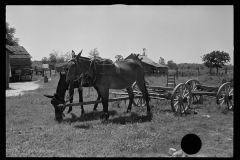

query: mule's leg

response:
[93,86,101,111]
[126,87,134,112]
[98,86,110,120]
[67,85,74,113]
[78,88,85,115]
[136,80,151,112]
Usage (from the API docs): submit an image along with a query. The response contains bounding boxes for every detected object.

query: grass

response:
[6,74,233,157]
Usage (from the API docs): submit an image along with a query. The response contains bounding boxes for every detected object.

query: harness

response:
[83,58,134,87]
[57,57,134,110]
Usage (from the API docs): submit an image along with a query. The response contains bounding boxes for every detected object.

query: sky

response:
[6,5,233,64]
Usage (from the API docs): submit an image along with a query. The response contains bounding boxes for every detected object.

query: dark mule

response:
[66,50,150,120]
[44,72,101,122]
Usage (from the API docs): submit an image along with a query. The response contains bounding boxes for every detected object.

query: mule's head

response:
[44,72,69,122]
[66,50,85,85]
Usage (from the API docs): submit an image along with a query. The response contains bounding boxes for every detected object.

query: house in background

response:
[6,45,33,81]
[125,49,168,76]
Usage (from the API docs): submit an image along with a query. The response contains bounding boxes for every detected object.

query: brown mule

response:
[66,50,150,120]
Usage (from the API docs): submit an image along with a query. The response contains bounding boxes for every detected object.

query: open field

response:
[6,74,233,157]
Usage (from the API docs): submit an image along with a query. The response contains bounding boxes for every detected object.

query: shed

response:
[125,53,168,75]
[6,45,33,81]
[6,45,32,73]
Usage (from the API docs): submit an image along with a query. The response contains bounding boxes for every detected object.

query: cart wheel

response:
[185,79,203,104]
[216,82,234,110]
[171,83,192,115]
[132,81,149,107]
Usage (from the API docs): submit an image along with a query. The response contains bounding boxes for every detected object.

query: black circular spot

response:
[181,133,202,155]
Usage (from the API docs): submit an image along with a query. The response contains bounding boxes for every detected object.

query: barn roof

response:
[126,53,168,68]
[6,45,32,59]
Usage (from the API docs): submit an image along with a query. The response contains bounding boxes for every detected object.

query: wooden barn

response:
[6,45,33,81]
[125,52,168,76]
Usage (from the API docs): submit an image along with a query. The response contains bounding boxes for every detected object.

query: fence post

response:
[42,68,45,77]
[176,67,178,79]
[197,66,200,77]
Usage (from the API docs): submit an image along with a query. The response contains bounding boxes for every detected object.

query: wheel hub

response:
[183,97,188,103]
[178,96,183,105]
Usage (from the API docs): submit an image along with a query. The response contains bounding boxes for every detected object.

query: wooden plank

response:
[110,92,128,95]
[191,90,217,96]
[64,95,143,107]
[148,86,174,91]
[149,97,167,100]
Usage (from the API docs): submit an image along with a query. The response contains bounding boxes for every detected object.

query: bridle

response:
[69,56,98,85]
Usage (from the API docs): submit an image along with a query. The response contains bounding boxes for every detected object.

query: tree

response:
[159,57,165,65]
[48,50,59,64]
[6,22,19,46]
[115,55,124,61]
[63,51,72,62]
[167,60,177,69]
[42,57,48,64]
[57,54,65,63]
[201,50,230,74]
[89,48,100,58]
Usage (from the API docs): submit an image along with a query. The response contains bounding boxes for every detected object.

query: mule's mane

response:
[77,56,113,65]
[79,56,90,60]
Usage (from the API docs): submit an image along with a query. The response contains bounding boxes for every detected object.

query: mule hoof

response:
[105,114,109,120]
[126,109,131,113]
[100,113,109,120]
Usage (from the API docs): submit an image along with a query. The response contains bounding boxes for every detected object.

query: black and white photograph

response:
[6,5,233,157]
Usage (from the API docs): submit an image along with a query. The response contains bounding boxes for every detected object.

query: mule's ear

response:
[72,50,75,58]
[76,50,82,60]
[44,94,54,98]
[79,49,83,56]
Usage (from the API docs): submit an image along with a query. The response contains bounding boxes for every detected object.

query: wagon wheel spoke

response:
[184,91,189,97]
[228,99,233,109]
[220,99,225,105]
[182,88,187,96]
[182,103,187,114]
[192,82,197,90]
[179,86,183,97]
[174,100,179,107]
[174,103,180,114]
